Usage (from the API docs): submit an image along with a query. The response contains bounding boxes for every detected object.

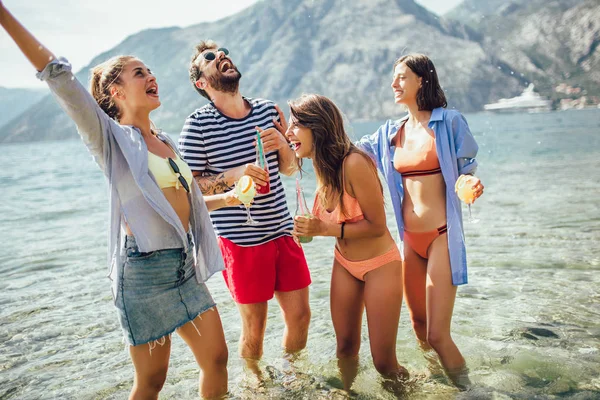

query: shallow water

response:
[1,109,599,399]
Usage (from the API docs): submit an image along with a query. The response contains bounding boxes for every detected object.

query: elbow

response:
[458,159,478,176]
[204,199,217,212]
[371,221,388,238]
[376,226,388,238]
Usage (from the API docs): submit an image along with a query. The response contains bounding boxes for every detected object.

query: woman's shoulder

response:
[437,108,465,123]
[344,151,375,177]
[342,152,378,197]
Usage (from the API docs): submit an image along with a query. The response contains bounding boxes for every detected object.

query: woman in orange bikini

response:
[287,94,408,392]
[358,54,484,389]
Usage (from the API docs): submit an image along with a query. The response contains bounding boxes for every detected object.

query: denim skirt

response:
[115,234,216,346]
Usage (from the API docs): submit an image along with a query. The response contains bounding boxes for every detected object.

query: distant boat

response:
[484,84,552,113]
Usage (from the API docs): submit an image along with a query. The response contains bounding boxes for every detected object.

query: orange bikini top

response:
[393,121,441,177]
[313,189,364,224]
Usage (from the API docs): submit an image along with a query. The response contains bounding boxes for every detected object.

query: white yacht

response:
[484,84,552,112]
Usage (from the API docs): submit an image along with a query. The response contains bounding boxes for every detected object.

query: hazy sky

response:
[0,0,462,88]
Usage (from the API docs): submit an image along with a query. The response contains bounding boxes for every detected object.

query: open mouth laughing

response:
[218,59,234,73]
[146,84,159,97]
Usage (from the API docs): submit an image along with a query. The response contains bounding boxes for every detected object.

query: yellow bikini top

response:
[147,151,193,191]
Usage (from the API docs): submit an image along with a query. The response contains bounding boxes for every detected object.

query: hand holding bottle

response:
[253,130,271,194]
[294,178,313,244]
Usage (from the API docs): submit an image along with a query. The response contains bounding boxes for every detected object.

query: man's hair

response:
[393,53,447,111]
[189,40,218,100]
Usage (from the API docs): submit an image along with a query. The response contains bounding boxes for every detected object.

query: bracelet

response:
[340,222,346,239]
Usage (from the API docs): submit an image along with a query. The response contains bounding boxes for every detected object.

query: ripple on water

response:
[1,113,600,398]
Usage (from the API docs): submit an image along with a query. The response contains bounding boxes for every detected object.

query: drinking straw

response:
[256,130,265,168]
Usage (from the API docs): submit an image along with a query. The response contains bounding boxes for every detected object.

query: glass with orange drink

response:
[455,174,480,223]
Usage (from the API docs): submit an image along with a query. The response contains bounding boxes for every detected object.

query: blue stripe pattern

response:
[179,98,293,246]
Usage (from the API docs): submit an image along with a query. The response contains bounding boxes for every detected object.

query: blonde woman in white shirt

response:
[0,3,234,398]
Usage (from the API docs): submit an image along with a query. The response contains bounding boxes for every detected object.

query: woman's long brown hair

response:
[288,94,381,217]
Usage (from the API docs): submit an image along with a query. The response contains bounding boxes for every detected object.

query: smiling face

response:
[391,62,422,106]
[286,119,314,159]
[111,60,160,117]
[195,46,242,95]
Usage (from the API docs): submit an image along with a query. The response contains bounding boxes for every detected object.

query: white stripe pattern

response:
[178,98,293,246]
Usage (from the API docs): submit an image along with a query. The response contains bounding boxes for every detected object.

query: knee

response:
[373,357,398,377]
[286,307,311,329]
[210,342,229,370]
[242,314,267,338]
[137,368,168,394]
[336,337,359,359]
[411,317,426,333]
[240,320,264,358]
[411,318,427,340]
[426,329,451,350]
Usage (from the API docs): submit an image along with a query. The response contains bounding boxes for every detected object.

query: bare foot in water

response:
[446,364,472,391]
[381,365,411,398]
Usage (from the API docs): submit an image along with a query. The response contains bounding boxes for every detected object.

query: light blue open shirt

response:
[37,58,224,302]
[356,108,478,285]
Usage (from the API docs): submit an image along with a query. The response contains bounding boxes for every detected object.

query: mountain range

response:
[0,86,46,128]
[447,0,600,99]
[1,0,597,143]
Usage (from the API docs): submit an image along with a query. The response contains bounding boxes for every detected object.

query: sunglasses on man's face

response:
[203,48,229,62]
[168,158,190,193]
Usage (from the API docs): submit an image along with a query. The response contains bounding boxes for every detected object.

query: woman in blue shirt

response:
[0,3,231,398]
[357,54,484,389]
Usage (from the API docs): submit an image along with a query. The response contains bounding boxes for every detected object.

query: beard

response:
[207,66,242,94]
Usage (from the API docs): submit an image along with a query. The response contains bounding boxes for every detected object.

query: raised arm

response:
[0,3,55,71]
[0,2,113,168]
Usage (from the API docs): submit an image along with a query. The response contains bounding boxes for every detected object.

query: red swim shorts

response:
[217,235,312,304]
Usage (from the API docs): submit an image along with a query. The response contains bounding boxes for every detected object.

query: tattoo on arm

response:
[195,172,232,195]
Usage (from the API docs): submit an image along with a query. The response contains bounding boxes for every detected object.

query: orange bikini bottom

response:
[334,245,402,281]
[403,225,447,259]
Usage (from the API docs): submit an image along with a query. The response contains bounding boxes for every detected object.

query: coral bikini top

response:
[313,189,364,224]
[393,120,441,177]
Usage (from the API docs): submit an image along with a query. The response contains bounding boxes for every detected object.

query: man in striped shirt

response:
[179,41,312,366]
